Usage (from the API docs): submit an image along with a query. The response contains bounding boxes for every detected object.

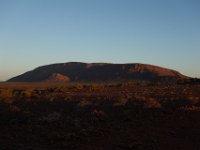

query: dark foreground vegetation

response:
[0,81,200,150]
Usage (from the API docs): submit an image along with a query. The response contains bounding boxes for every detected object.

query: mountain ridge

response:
[7,62,190,82]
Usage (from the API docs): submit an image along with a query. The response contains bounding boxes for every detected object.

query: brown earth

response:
[0,82,200,150]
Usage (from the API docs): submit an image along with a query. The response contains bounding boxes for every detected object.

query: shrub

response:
[144,98,161,108]
[113,97,128,106]
[23,89,34,97]
[0,89,13,100]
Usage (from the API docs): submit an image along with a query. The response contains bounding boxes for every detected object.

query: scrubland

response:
[0,81,200,150]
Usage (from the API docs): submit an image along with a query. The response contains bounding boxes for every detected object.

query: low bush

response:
[144,98,161,109]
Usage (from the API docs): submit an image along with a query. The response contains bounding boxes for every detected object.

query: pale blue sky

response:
[0,0,200,81]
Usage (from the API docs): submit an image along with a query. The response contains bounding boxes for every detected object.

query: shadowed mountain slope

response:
[7,62,190,82]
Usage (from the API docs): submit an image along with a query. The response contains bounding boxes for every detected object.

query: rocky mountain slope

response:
[7,62,190,82]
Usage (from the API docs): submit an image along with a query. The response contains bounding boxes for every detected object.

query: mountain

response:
[7,62,190,82]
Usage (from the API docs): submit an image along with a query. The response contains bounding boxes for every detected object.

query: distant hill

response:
[7,62,190,82]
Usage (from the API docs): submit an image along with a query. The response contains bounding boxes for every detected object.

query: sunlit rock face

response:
[7,62,190,82]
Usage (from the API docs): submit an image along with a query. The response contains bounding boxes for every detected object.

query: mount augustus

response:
[8,62,189,82]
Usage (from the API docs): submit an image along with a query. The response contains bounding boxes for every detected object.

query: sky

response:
[0,0,200,81]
